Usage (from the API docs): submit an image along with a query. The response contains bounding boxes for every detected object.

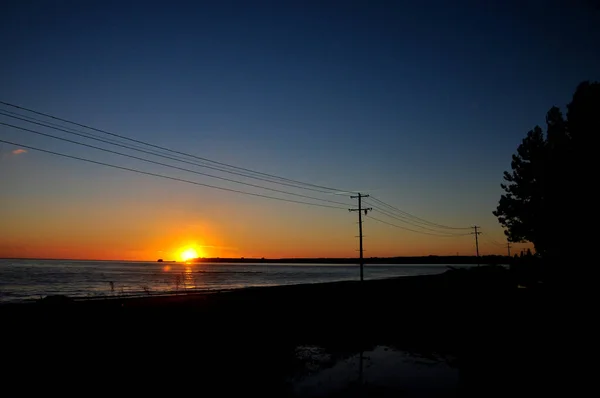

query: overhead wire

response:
[368,196,471,230]
[0,102,486,229]
[0,108,178,158]
[0,122,353,207]
[0,138,348,210]
[0,100,345,193]
[480,233,507,247]
[365,214,472,237]
[363,199,469,236]
[0,110,340,195]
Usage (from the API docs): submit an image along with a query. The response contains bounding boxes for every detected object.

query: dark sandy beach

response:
[1,266,550,397]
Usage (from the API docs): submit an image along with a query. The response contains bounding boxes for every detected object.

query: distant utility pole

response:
[507,242,512,257]
[471,226,481,264]
[349,193,372,281]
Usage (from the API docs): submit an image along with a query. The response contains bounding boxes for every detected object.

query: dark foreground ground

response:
[1,266,552,397]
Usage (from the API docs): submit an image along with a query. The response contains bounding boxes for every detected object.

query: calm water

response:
[291,345,458,397]
[0,259,471,303]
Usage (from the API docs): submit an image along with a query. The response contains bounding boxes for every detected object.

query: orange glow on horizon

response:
[0,194,528,260]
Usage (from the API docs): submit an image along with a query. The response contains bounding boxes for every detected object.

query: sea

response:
[0,259,473,303]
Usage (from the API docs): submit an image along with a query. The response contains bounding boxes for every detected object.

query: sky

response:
[1,0,598,260]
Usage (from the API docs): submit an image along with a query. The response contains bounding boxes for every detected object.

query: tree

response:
[494,81,598,271]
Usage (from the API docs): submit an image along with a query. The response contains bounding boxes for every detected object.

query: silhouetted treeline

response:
[195,255,509,265]
[494,81,597,283]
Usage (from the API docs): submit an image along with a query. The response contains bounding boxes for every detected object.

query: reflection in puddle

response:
[291,345,458,397]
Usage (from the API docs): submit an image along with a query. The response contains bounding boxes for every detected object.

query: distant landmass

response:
[0,255,512,264]
[194,255,509,265]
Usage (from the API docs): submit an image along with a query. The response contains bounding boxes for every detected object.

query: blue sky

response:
[1,0,598,259]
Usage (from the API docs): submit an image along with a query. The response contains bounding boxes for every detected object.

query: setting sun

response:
[180,248,199,262]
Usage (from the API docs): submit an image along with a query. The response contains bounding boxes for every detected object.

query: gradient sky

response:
[1,0,598,260]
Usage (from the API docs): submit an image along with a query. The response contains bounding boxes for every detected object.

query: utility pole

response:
[349,193,372,281]
[507,242,512,257]
[472,226,481,265]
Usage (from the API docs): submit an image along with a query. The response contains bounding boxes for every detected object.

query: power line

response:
[0,109,171,156]
[0,110,338,194]
[481,233,531,256]
[479,233,515,257]
[363,200,469,236]
[0,138,348,210]
[370,195,472,230]
[0,108,336,194]
[0,101,345,193]
[368,196,471,230]
[479,234,505,248]
[365,215,472,237]
[0,122,352,207]
[480,232,507,247]
[366,203,469,236]
[1,122,353,206]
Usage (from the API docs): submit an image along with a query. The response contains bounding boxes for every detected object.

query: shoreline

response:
[0,271,447,308]
[1,264,507,308]
[0,263,484,305]
[1,266,549,396]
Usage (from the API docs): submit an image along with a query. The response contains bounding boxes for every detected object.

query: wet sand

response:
[0,266,549,397]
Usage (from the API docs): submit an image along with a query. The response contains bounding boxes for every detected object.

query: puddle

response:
[290,345,459,397]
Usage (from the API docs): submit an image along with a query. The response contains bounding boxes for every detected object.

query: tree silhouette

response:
[494,81,598,275]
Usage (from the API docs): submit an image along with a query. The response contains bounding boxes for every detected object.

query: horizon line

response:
[1,254,511,262]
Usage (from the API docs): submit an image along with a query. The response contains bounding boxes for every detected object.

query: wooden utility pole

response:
[507,241,512,257]
[472,225,481,265]
[349,193,372,281]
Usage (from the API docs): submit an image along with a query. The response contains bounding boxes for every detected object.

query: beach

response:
[0,259,470,303]
[0,266,549,397]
